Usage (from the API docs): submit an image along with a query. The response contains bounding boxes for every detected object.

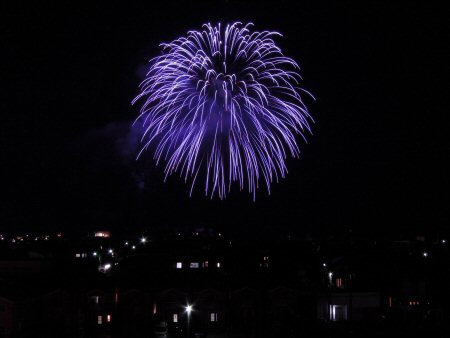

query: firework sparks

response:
[133,22,314,199]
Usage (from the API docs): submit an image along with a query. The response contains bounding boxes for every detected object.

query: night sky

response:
[1,1,448,237]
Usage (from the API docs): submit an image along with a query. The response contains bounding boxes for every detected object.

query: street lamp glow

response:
[140,237,147,244]
[185,305,193,314]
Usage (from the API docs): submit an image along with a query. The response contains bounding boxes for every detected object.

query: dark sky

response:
[1,1,448,237]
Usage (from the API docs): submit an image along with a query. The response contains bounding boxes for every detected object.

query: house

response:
[317,292,381,322]
[0,286,31,338]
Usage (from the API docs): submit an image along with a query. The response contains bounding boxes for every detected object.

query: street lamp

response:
[185,304,193,337]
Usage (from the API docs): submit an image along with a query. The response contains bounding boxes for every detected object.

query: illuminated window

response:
[107,314,111,323]
[176,262,182,269]
[216,262,221,268]
[329,305,348,321]
[210,312,218,322]
[203,261,209,268]
[190,262,199,268]
[97,315,102,325]
[75,253,81,258]
[173,314,178,323]
[336,278,343,288]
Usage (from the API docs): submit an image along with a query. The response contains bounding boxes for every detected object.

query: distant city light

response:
[94,231,111,238]
[131,245,136,250]
[323,263,327,267]
[422,251,428,257]
[140,237,147,244]
[442,239,447,244]
[176,262,182,269]
[125,241,129,246]
[108,249,113,254]
[92,251,98,257]
[328,272,333,283]
[185,305,193,314]
[99,263,112,273]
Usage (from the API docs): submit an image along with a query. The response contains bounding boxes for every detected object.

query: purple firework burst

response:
[133,22,314,199]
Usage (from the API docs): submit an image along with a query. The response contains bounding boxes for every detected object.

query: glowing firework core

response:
[133,22,313,199]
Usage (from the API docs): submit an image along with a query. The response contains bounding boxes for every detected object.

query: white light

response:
[108,249,113,254]
[186,305,193,314]
[131,245,136,250]
[140,237,147,244]
[422,251,428,257]
[104,264,111,270]
[442,239,447,244]
[323,263,327,267]
[93,252,98,257]
[125,241,129,246]
[176,262,182,269]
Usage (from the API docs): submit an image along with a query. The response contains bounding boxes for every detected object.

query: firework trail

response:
[133,22,314,199]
